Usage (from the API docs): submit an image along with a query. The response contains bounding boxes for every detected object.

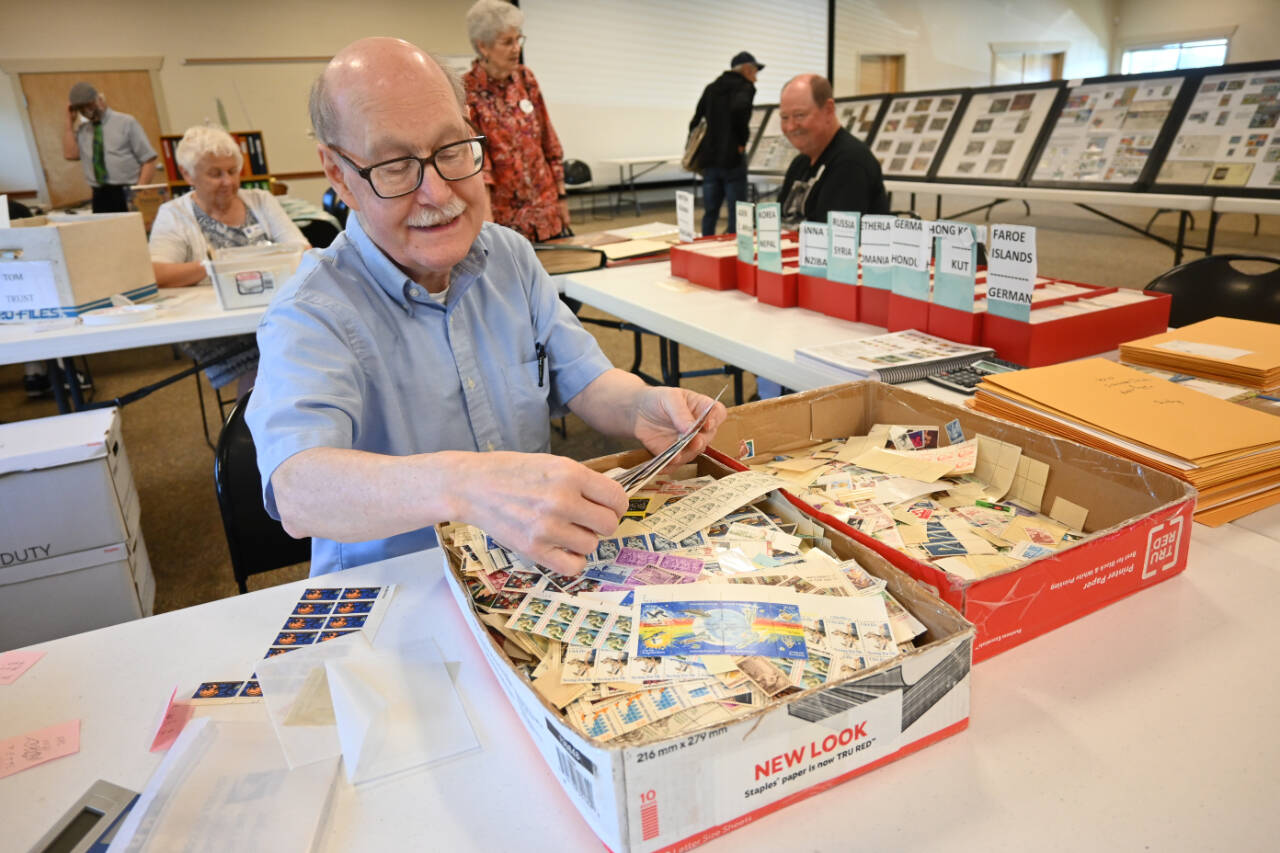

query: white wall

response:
[0,0,473,205]
[832,0,1115,98]
[1113,0,1280,67]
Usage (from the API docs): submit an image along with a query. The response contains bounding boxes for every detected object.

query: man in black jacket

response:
[777,74,888,228]
[689,51,762,235]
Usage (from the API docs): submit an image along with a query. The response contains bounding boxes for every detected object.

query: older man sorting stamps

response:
[247,37,725,577]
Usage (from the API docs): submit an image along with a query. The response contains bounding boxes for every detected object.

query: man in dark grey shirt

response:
[62,82,157,213]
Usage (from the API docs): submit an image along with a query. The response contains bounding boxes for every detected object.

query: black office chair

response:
[299,218,341,249]
[322,187,349,227]
[563,158,600,218]
[1143,254,1280,327]
[214,390,311,593]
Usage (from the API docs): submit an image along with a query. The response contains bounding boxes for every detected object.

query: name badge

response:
[519,98,534,114]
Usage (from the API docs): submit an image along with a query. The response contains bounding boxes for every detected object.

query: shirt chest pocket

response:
[501,357,552,452]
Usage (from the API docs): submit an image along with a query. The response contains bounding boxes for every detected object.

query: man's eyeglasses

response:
[330,137,486,199]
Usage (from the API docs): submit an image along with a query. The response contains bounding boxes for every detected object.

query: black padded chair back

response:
[214,390,311,592]
[322,186,349,226]
[1144,254,1280,327]
[564,159,592,186]
[299,219,341,249]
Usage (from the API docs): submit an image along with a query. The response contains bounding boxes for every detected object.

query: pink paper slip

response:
[0,719,80,779]
[149,688,195,752]
[0,650,45,685]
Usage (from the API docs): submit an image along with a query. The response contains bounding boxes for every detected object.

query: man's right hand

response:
[453,452,627,577]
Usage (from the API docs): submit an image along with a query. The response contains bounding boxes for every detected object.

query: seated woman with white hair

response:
[149,125,307,396]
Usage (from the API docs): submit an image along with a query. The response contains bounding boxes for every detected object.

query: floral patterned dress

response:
[464,60,566,242]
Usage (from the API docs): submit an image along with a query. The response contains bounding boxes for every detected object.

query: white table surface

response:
[565,262,892,391]
[4,525,1279,852]
[1212,195,1280,216]
[600,155,683,166]
[0,287,262,365]
[883,180,1216,211]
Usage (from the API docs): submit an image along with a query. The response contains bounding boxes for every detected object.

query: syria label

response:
[827,211,860,285]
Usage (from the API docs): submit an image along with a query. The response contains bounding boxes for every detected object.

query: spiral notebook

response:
[795,330,994,384]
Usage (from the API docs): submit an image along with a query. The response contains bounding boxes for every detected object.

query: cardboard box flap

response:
[0,408,118,475]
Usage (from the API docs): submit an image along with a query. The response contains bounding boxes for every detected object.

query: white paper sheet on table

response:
[256,631,480,785]
[107,718,339,853]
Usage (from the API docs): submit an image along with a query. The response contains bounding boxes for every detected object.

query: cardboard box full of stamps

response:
[708,382,1196,662]
[440,454,973,853]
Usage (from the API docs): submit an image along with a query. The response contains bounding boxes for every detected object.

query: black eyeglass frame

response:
[329,136,487,199]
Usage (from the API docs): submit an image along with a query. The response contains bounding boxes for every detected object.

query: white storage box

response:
[0,532,154,651]
[0,212,156,319]
[0,408,141,562]
[209,243,304,309]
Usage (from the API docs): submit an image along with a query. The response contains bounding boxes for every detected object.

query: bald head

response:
[779,74,838,162]
[310,37,465,148]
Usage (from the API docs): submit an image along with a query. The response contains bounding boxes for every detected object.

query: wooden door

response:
[19,70,163,209]
[858,55,904,95]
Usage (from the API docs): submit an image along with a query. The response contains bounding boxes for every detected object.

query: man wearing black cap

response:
[688,51,762,235]
[61,82,158,213]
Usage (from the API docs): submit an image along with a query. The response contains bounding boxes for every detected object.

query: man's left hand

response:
[633,387,727,466]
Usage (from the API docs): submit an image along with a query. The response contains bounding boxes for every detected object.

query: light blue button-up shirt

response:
[246,215,613,575]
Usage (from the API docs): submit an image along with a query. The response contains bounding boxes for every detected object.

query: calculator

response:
[926,357,1024,394]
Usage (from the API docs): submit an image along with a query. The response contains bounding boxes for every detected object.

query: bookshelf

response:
[158,130,272,196]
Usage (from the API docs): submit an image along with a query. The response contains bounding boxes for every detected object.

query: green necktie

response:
[92,123,108,184]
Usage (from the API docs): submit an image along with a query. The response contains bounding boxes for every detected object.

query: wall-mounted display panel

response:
[1029,71,1192,190]
[748,104,798,174]
[870,88,968,180]
[934,82,1064,185]
[744,104,772,163]
[1153,61,1280,196]
[834,94,889,143]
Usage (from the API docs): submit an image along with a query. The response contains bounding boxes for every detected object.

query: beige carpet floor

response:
[2,194,1276,616]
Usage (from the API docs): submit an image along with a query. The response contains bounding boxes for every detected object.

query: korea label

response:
[986,224,1036,322]
[933,222,979,311]
[736,201,755,262]
[675,191,695,244]
[756,203,783,273]
[859,214,894,290]
[827,211,860,285]
[0,260,62,321]
[799,222,829,276]
[890,217,930,301]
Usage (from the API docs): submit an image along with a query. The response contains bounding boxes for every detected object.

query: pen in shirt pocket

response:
[536,342,547,387]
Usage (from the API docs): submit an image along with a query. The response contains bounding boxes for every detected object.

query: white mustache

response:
[406,198,467,227]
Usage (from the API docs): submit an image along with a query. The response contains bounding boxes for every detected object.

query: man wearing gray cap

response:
[61,82,158,212]
[688,51,762,235]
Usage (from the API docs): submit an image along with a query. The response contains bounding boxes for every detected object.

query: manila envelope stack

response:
[972,358,1280,525]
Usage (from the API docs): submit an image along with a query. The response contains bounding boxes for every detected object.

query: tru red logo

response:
[1143,515,1184,580]
[639,789,659,841]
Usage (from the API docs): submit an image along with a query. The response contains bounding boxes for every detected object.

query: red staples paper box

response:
[927,302,985,344]
[859,286,891,327]
[439,453,972,853]
[757,265,799,308]
[736,258,757,295]
[709,383,1195,663]
[798,273,859,322]
[982,284,1171,367]
[668,236,739,290]
[886,293,930,332]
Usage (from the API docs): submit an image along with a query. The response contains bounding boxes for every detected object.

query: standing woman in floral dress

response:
[464,0,570,242]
